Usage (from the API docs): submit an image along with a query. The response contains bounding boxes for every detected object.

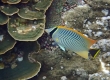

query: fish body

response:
[45,26,100,59]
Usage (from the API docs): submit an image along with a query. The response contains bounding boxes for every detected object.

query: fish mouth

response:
[45,29,50,34]
[45,27,56,34]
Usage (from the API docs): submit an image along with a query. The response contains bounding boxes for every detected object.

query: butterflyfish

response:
[45,26,100,59]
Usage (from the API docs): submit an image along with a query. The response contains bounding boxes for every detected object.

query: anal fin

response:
[76,51,89,59]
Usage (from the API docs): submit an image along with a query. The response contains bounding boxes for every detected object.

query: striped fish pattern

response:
[45,26,100,59]
[52,27,88,52]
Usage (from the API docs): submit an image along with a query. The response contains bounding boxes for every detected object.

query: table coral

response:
[0,41,41,80]
[0,0,53,41]
[0,0,53,80]
[0,27,16,55]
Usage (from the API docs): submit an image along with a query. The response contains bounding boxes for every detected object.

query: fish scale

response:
[53,28,88,52]
[45,26,100,59]
[57,29,73,49]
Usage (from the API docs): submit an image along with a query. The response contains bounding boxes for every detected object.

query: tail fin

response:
[89,49,100,59]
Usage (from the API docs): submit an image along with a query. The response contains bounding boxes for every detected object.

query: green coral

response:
[8,16,45,41]
[0,27,16,55]
[35,0,53,11]
[0,5,19,16]
[0,41,41,80]
[0,0,53,79]
[18,8,45,20]
[0,12,9,25]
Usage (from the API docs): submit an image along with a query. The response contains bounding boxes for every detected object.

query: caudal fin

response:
[89,49,100,59]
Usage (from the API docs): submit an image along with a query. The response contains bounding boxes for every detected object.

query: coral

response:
[89,72,110,80]
[0,62,4,69]
[2,0,21,4]
[60,1,110,79]
[0,12,9,25]
[84,0,110,9]
[21,0,29,3]
[33,49,100,80]
[0,0,53,50]
[61,3,110,41]
[0,27,16,55]
[0,5,19,16]
[38,33,58,52]
[8,16,45,41]
[18,8,45,20]
[0,41,41,80]
[62,4,104,30]
[62,4,91,29]
[0,0,53,41]
[1,0,110,79]
[35,0,53,11]
[0,0,53,79]
[35,0,110,79]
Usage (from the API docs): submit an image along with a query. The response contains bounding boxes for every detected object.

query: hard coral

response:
[84,0,110,9]
[0,0,53,79]
[0,0,53,41]
[0,41,41,80]
[0,27,16,55]
[62,4,91,29]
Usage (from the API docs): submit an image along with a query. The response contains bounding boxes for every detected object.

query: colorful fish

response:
[45,26,100,59]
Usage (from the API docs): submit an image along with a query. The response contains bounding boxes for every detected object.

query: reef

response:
[0,41,41,80]
[0,0,53,41]
[1,0,110,80]
[0,0,53,80]
[33,0,110,80]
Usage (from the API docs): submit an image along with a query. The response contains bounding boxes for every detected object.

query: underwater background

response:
[0,0,110,80]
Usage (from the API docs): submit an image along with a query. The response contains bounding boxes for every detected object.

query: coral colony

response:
[61,0,110,79]
[1,0,110,80]
[0,0,53,80]
[38,33,58,53]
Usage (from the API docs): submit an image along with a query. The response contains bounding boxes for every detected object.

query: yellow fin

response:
[76,51,89,59]
[57,26,96,48]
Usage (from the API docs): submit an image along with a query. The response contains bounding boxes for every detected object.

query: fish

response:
[45,26,100,59]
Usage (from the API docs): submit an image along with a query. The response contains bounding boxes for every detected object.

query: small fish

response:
[45,26,100,59]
